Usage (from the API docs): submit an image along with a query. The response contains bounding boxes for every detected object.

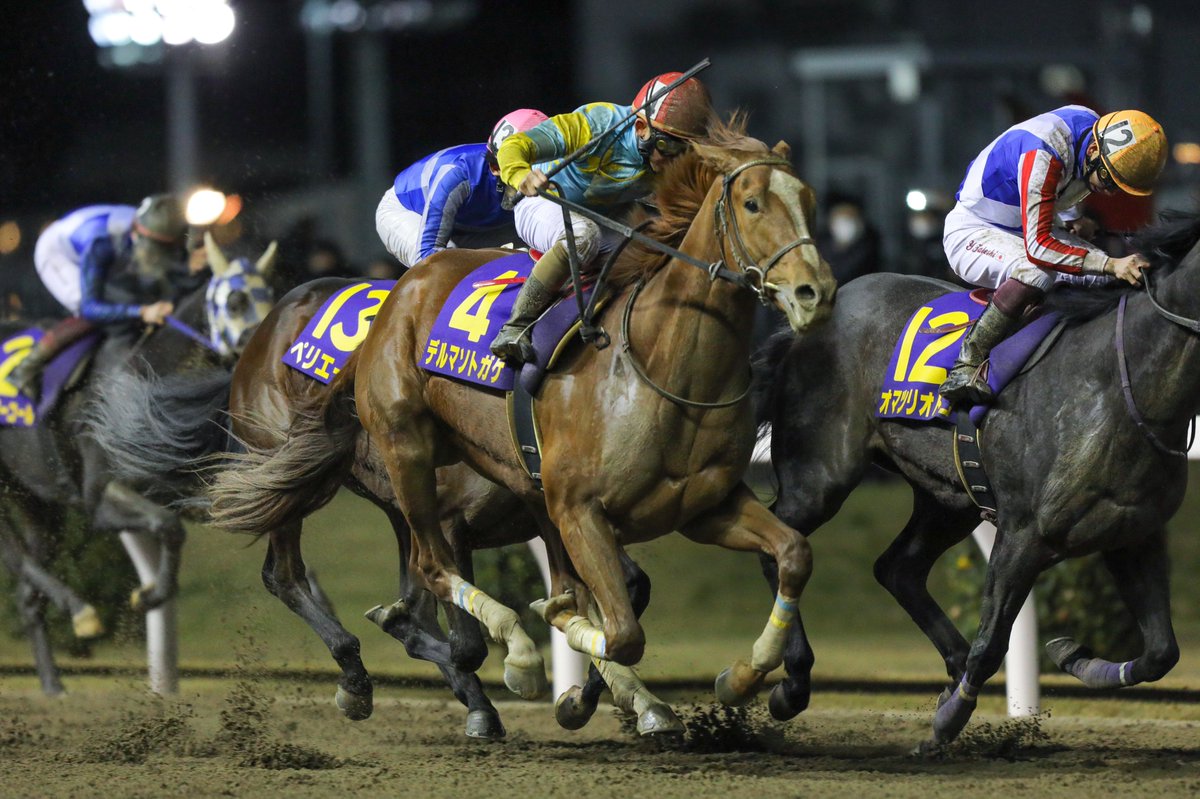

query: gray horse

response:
[753,209,1200,747]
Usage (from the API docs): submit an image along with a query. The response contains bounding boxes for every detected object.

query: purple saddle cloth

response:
[0,327,100,427]
[876,290,1061,426]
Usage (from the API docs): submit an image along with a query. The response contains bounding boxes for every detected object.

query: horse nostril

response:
[795,284,818,306]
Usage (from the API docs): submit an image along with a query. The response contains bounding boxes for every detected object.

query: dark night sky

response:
[0,1,577,215]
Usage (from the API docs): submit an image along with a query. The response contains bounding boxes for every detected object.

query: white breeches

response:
[513,194,624,264]
[33,220,82,314]
[942,203,1111,291]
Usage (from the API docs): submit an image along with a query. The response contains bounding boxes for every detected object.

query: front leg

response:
[681,483,812,707]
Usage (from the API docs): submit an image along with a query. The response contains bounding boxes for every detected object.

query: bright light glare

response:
[128,10,163,45]
[86,0,234,49]
[193,2,236,44]
[1174,142,1200,165]
[89,11,132,46]
[186,189,227,226]
[0,221,21,256]
[906,190,928,212]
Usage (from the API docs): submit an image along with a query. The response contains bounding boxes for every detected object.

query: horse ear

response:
[692,141,739,173]
[772,140,792,161]
[206,231,230,277]
[256,240,278,278]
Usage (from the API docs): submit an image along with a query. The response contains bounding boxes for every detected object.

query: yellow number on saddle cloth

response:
[0,335,38,425]
[892,306,970,385]
[448,269,519,343]
[310,283,392,353]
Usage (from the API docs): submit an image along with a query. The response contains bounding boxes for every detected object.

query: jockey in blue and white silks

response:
[939,107,1168,406]
[375,109,548,268]
[489,72,715,365]
[12,195,190,401]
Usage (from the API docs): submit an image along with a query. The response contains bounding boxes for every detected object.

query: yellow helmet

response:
[1091,110,1167,196]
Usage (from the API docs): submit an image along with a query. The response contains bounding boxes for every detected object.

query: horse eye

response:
[744,198,760,213]
[226,290,248,314]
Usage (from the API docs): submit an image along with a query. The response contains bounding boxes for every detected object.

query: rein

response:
[1115,292,1196,458]
[537,157,810,409]
[164,315,223,355]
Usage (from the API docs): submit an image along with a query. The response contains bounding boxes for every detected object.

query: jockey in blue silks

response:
[11,194,191,401]
[375,108,549,269]
[940,107,1168,405]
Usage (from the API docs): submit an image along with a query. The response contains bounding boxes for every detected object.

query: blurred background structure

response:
[3,0,1199,309]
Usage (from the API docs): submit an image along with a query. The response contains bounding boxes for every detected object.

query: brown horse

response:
[97,275,680,737]
[208,118,836,704]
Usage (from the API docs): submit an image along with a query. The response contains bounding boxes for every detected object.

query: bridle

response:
[1115,268,1199,458]
[535,154,817,409]
[713,156,817,304]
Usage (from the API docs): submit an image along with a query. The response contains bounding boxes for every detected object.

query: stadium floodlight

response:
[84,0,235,52]
[905,190,928,212]
[185,188,228,226]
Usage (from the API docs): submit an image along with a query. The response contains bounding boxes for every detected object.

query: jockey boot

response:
[489,243,572,365]
[938,302,1020,406]
[7,316,96,404]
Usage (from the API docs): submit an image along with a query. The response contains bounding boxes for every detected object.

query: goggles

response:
[638,126,689,161]
[1086,155,1120,194]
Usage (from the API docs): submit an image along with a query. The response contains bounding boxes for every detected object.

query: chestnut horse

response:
[207,119,836,705]
[94,275,680,738]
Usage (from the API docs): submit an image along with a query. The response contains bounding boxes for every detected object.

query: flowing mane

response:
[1043,208,1200,325]
[606,114,779,288]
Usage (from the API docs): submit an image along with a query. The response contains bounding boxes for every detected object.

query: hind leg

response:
[1047,529,1179,689]
[365,509,504,739]
[368,412,547,700]
[874,489,978,683]
[261,521,374,720]
[91,482,186,611]
[930,525,1052,746]
[0,522,64,696]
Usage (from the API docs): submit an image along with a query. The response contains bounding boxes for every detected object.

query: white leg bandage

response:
[750,592,798,673]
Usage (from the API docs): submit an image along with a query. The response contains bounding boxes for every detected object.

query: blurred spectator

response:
[816,196,881,284]
[306,239,350,279]
[364,253,405,282]
[901,192,956,282]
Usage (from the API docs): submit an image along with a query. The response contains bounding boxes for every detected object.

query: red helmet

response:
[632,72,713,140]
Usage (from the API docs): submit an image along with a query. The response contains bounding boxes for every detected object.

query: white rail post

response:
[971,521,1039,716]
[526,537,589,700]
[119,531,179,695]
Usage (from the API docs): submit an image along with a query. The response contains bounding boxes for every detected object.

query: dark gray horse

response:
[0,238,275,693]
[753,210,1200,747]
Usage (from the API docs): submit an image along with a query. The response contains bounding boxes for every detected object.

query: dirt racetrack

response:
[2,675,1199,798]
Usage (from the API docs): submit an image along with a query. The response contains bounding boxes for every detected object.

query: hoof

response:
[130,585,151,612]
[637,702,685,736]
[1046,636,1089,671]
[335,685,373,721]
[931,684,976,745]
[364,600,409,630]
[554,686,597,731]
[465,709,506,740]
[714,661,764,707]
[529,592,577,627]
[503,661,549,701]
[767,681,809,721]
[72,605,104,639]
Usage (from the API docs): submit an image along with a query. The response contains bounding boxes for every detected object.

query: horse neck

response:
[626,181,759,392]
[139,286,213,372]
[1127,247,1200,425]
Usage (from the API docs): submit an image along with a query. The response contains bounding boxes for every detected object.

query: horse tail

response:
[205,352,360,535]
[751,328,794,438]
[87,365,234,505]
